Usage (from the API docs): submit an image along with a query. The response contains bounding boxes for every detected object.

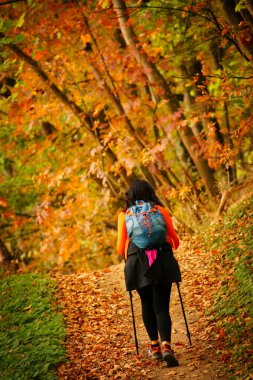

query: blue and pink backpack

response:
[125,201,167,249]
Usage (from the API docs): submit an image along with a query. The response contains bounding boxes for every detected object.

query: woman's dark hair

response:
[125,179,162,208]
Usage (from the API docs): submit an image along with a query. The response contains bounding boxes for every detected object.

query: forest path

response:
[56,242,226,380]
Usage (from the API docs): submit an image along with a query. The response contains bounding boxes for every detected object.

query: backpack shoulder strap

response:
[149,202,159,212]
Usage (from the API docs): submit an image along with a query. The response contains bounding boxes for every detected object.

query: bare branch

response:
[168,74,253,80]
[0,0,25,5]
[92,5,214,23]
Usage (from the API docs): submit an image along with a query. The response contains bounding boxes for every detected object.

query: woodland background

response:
[1,0,253,273]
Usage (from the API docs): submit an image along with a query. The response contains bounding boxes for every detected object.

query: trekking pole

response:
[129,290,139,355]
[176,282,192,346]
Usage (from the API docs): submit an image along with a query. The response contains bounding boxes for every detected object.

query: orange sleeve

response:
[157,206,180,250]
[117,211,128,256]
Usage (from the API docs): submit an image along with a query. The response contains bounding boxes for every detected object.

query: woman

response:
[117,179,181,366]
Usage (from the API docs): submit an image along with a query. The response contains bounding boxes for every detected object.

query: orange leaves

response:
[218,327,225,340]
[1,0,252,282]
[207,140,236,170]
[80,33,91,45]
[56,271,153,379]
[0,197,8,208]
[210,249,219,255]
[221,27,229,36]
[58,238,81,265]
[55,242,228,379]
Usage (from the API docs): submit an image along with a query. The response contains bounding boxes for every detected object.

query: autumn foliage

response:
[0,0,253,270]
[55,194,253,379]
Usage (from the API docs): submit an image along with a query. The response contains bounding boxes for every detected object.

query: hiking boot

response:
[148,343,163,361]
[161,342,179,367]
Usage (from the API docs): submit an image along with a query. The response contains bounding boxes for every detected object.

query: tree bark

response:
[88,61,177,189]
[112,0,219,198]
[2,35,130,187]
[88,62,146,148]
[246,3,253,18]
[0,239,12,262]
[217,0,253,61]
[83,14,188,192]
[209,43,237,184]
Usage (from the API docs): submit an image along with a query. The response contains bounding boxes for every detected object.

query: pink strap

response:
[145,249,157,267]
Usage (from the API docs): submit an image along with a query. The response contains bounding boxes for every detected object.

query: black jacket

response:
[124,242,181,291]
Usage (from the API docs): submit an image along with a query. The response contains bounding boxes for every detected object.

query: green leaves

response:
[0,19,13,33]
[0,0,252,273]
[0,13,25,43]
[235,0,247,12]
[100,0,110,9]
[16,13,25,29]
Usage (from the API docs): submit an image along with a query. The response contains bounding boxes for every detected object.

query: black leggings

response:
[137,283,172,342]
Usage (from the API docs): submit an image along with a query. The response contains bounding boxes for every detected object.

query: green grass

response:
[203,196,253,378]
[0,273,66,380]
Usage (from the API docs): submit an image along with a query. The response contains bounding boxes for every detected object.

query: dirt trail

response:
[97,262,221,380]
[57,243,226,379]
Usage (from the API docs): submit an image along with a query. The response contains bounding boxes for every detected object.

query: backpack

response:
[125,201,167,249]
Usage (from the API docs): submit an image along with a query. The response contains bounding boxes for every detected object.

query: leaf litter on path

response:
[56,241,226,379]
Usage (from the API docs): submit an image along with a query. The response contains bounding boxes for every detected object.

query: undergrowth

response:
[0,274,66,380]
[203,196,253,379]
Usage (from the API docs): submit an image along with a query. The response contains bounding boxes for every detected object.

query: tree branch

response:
[0,32,130,186]
[168,74,253,80]
[0,0,25,5]
[93,5,214,23]
[207,7,251,63]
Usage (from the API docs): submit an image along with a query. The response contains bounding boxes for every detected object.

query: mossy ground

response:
[0,273,66,380]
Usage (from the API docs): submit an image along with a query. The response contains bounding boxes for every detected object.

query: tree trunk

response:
[217,0,253,61]
[0,239,12,262]
[88,61,177,189]
[246,3,253,18]
[2,35,130,188]
[83,15,188,192]
[88,62,146,148]
[112,0,219,198]
[209,43,237,184]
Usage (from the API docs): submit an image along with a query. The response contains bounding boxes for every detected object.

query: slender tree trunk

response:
[183,91,204,146]
[88,62,145,148]
[88,69,190,220]
[217,0,253,61]
[209,43,237,184]
[0,239,12,262]
[2,35,130,188]
[82,15,187,192]
[246,3,253,18]
[88,60,178,189]
[112,0,219,198]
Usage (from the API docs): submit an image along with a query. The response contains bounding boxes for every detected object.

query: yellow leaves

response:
[92,104,104,117]
[58,235,81,264]
[97,0,109,9]
[166,184,192,202]
[80,33,91,45]
[22,305,33,312]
